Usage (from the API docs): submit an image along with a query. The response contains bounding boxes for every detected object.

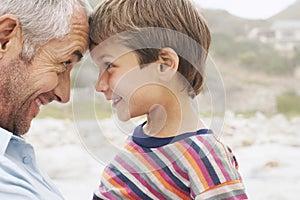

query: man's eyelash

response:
[61,60,72,69]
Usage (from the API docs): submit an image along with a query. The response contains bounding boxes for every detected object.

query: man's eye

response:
[61,60,72,70]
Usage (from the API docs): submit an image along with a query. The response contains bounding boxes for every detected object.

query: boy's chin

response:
[116,112,131,122]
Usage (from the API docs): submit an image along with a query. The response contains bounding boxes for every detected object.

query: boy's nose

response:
[95,71,109,93]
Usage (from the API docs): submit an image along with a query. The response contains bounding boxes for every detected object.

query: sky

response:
[195,0,297,19]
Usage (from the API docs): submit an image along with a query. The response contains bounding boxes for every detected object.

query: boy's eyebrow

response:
[94,54,112,60]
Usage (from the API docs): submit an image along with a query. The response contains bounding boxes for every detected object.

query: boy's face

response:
[90,43,168,121]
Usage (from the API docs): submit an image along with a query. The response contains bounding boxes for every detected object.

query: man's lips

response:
[32,97,51,117]
[35,98,43,108]
[35,97,51,107]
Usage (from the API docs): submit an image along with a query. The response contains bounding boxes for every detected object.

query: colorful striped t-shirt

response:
[93,123,247,200]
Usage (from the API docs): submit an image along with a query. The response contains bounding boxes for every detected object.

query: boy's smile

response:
[112,96,123,107]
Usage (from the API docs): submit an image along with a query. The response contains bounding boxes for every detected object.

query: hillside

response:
[271,0,300,20]
[202,0,300,35]
[201,9,268,35]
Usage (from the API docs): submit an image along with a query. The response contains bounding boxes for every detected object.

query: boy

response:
[89,0,248,199]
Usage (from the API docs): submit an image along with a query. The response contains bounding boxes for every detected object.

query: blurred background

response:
[25,0,300,199]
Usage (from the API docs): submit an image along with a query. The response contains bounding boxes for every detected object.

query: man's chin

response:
[14,115,34,135]
[17,106,40,135]
[14,124,31,136]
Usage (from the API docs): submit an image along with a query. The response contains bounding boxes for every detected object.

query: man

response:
[0,0,90,199]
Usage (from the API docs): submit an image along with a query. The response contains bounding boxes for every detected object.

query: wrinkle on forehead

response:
[32,8,89,70]
[61,8,89,56]
[70,7,89,31]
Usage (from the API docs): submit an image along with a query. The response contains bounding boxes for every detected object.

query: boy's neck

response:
[143,98,207,138]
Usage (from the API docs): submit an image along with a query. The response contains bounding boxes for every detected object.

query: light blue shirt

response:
[0,127,64,200]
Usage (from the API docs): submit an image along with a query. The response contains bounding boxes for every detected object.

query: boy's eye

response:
[104,62,114,72]
[98,61,115,74]
[105,62,113,69]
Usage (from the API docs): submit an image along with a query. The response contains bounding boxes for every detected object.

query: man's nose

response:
[54,73,71,103]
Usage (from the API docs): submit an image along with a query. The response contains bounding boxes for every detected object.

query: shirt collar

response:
[0,127,13,155]
[132,122,213,148]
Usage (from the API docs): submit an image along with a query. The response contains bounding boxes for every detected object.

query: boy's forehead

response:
[90,42,132,61]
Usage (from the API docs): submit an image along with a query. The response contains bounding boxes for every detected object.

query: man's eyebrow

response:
[73,50,83,62]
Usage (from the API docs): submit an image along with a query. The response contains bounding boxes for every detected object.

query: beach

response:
[25,112,300,199]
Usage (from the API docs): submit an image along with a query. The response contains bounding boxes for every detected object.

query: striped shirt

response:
[93,123,247,200]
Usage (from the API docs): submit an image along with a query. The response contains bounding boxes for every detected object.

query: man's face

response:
[1,9,89,135]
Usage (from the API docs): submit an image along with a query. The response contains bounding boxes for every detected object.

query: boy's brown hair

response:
[89,0,211,97]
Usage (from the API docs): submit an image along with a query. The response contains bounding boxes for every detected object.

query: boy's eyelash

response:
[104,62,113,69]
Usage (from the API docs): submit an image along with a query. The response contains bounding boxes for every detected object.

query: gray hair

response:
[0,0,91,61]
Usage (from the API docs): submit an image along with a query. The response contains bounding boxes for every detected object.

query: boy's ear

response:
[0,14,21,59]
[157,48,179,81]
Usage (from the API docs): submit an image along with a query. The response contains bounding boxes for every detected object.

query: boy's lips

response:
[112,97,122,107]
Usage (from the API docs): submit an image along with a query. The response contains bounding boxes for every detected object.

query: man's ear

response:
[157,48,179,81]
[0,14,21,57]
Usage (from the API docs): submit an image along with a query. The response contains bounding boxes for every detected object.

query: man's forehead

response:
[70,7,89,27]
